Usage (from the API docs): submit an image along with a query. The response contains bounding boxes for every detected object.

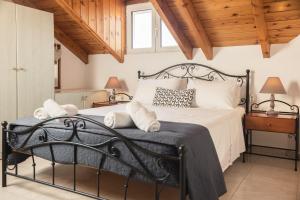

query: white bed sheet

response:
[79,104,245,172]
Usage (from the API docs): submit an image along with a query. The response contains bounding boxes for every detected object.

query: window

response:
[132,10,153,49]
[127,3,178,54]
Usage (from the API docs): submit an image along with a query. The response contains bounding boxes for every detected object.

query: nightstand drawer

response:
[245,115,296,134]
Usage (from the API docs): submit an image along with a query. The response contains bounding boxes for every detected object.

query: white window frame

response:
[126,3,179,54]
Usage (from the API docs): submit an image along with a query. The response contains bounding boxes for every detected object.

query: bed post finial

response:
[138,70,141,79]
[1,121,7,129]
[2,121,8,187]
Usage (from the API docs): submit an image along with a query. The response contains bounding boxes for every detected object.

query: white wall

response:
[88,35,300,150]
[89,36,300,104]
[57,41,89,89]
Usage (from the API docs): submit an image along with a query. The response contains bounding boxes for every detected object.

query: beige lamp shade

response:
[105,76,122,89]
[260,77,286,94]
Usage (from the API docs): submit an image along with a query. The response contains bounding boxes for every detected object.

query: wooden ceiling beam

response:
[54,25,89,64]
[251,0,270,58]
[175,0,213,60]
[150,0,193,59]
[11,0,36,8]
[55,0,124,63]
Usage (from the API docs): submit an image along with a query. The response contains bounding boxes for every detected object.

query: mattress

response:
[80,104,246,171]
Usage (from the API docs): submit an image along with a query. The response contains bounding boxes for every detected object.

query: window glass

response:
[161,21,177,47]
[132,10,152,49]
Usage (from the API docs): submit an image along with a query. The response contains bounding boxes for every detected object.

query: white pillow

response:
[187,79,240,109]
[134,79,187,105]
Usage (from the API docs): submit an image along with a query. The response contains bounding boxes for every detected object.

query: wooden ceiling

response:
[134,0,300,59]
[12,0,125,64]
[11,0,300,62]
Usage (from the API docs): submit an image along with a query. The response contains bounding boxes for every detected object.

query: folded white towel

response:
[126,101,160,132]
[43,99,67,118]
[33,108,49,120]
[61,104,78,117]
[104,111,134,128]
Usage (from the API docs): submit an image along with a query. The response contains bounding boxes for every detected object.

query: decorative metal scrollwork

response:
[6,116,177,185]
[251,100,300,114]
[108,144,121,158]
[138,63,250,106]
[138,63,247,85]
[74,119,86,129]
[8,132,18,146]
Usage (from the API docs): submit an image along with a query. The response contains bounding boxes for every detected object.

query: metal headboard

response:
[138,63,250,113]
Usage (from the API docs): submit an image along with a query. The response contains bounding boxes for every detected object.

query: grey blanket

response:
[9,115,226,200]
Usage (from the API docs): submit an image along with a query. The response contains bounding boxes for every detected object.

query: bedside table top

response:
[93,101,117,106]
[92,101,131,108]
[247,112,298,120]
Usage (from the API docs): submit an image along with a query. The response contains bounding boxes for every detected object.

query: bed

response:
[80,104,246,172]
[1,63,250,200]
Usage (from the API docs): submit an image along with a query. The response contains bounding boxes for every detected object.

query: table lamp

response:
[260,77,286,115]
[105,76,122,103]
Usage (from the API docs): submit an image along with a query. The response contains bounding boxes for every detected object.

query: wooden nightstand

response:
[244,100,299,171]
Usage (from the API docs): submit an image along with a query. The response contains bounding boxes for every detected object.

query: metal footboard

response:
[1,116,186,200]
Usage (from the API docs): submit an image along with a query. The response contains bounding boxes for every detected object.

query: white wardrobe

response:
[0,1,54,150]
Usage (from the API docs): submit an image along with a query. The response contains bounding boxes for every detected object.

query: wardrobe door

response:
[0,1,17,150]
[16,5,54,118]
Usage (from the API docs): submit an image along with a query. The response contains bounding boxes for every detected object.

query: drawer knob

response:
[267,123,272,127]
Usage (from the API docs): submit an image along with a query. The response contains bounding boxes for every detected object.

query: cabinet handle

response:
[12,67,26,71]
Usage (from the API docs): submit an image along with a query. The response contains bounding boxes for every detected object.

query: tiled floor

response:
[0,155,299,200]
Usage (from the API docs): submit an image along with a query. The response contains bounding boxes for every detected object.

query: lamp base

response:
[266,94,278,116]
[266,110,279,116]
[109,89,117,103]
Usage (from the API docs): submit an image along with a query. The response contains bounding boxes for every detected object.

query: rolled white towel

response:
[104,112,134,128]
[147,112,160,132]
[43,99,67,118]
[33,108,49,120]
[126,101,160,132]
[61,104,78,116]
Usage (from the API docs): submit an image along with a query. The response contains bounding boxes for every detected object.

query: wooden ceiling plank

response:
[55,0,124,63]
[54,25,89,64]
[251,0,270,58]
[150,0,193,59]
[126,0,149,5]
[175,0,213,60]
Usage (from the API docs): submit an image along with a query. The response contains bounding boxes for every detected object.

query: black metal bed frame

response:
[2,63,250,200]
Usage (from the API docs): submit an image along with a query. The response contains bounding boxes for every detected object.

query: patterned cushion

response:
[152,87,195,108]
